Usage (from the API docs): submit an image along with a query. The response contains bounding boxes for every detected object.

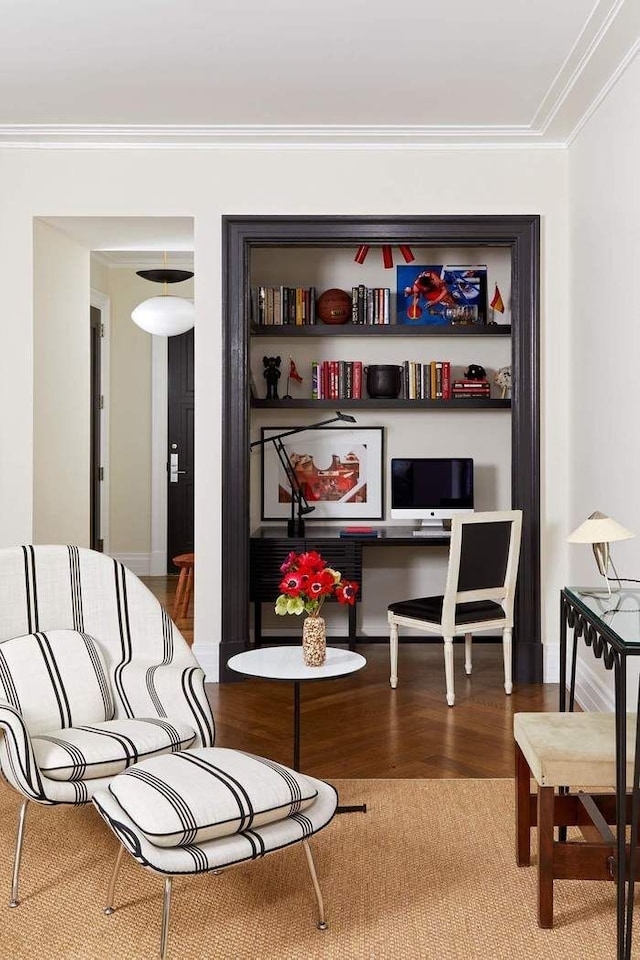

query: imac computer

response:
[390,458,474,535]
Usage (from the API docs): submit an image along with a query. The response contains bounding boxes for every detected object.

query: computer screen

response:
[390,458,474,527]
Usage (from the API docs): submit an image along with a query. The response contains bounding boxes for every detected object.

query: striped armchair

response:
[0,544,214,906]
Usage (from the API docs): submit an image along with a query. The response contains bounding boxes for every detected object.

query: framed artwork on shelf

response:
[260,426,384,522]
[396,264,487,326]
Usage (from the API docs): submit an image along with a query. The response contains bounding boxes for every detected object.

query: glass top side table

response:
[561,587,640,960]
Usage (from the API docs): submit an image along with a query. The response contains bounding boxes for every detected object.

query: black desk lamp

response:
[250,412,357,537]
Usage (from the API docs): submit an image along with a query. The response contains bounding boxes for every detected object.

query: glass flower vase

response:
[302,615,326,667]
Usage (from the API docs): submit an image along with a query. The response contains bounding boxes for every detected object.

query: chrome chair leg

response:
[302,839,328,931]
[160,876,173,960]
[9,799,29,907]
[104,844,125,916]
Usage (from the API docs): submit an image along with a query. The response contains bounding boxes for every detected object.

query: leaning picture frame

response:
[261,426,384,522]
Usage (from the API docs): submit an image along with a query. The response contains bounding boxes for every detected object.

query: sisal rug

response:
[0,778,631,959]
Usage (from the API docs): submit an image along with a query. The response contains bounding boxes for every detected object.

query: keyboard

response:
[412,529,450,538]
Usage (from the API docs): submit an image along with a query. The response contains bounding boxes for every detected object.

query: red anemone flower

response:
[279,571,305,597]
[336,581,359,605]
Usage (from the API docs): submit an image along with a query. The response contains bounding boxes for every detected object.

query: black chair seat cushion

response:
[388,595,505,625]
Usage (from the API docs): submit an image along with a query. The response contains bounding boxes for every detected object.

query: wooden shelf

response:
[251,324,511,337]
[251,398,511,410]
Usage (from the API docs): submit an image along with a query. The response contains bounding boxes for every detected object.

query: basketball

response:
[317,288,351,325]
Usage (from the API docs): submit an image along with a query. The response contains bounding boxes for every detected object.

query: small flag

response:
[490,284,505,313]
[289,357,303,383]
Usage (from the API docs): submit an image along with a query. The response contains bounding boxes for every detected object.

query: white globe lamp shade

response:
[131,296,195,336]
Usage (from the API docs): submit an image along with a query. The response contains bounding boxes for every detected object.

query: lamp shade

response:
[131,296,195,336]
[567,511,635,545]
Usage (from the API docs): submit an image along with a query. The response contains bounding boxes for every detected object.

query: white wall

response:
[0,146,569,680]
[568,54,640,709]
[33,219,91,545]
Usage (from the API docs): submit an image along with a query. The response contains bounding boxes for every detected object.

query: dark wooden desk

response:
[250,525,450,649]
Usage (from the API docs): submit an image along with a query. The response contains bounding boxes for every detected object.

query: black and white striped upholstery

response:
[0,545,215,807]
[105,747,320,847]
[93,764,338,876]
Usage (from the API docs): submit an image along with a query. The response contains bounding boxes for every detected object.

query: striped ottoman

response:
[92,747,338,959]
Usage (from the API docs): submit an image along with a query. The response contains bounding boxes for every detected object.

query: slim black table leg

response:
[293,681,300,772]
[558,596,568,842]
[617,658,627,960]
[625,666,640,960]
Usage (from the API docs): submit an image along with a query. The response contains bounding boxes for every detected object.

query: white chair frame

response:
[388,510,523,706]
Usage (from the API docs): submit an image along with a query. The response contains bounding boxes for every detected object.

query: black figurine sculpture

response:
[263,355,281,399]
[464,363,487,380]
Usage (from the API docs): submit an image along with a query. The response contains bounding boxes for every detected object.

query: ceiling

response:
[41,216,194,266]
[2,0,638,147]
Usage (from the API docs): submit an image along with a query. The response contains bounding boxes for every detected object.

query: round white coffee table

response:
[227,646,366,813]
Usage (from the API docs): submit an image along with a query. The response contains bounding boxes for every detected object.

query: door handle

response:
[169,453,187,483]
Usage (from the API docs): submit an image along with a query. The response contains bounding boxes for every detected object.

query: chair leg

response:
[389,617,399,689]
[515,744,532,866]
[179,567,193,619]
[537,785,555,928]
[464,632,472,675]
[503,627,513,695]
[302,839,328,931]
[172,568,187,621]
[103,844,125,916]
[443,637,455,706]
[160,876,173,960]
[9,799,29,907]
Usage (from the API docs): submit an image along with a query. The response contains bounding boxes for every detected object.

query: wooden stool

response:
[172,553,194,621]
[514,711,635,928]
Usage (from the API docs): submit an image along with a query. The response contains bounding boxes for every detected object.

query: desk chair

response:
[387,510,522,706]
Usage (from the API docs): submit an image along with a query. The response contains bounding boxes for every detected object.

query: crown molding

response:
[0,122,563,149]
[0,0,635,152]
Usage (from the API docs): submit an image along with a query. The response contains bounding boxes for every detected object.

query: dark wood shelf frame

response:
[251,398,511,410]
[251,324,512,337]
[221,216,541,684]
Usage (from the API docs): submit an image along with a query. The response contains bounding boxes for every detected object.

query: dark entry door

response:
[167,328,194,572]
[89,306,103,552]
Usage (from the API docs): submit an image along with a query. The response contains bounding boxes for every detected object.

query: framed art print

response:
[396,264,487,325]
[261,426,384,522]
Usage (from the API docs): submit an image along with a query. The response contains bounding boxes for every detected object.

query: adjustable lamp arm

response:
[250,411,357,538]
[249,411,356,449]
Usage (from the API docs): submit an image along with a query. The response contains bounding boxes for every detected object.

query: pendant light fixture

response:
[131,254,195,336]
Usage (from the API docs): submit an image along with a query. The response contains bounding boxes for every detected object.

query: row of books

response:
[451,378,492,398]
[350,286,392,324]
[403,360,452,399]
[312,360,363,400]
[252,286,317,326]
[307,361,495,401]
[403,362,495,400]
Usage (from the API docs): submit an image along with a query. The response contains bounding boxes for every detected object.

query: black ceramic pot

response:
[365,364,403,399]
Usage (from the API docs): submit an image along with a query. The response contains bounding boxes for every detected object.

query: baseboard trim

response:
[192,643,219,684]
[149,550,167,576]
[574,658,614,712]
[112,553,151,576]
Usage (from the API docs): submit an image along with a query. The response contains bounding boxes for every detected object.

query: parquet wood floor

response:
[143,576,559,780]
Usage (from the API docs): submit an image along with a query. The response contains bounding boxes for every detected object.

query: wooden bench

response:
[514,711,636,927]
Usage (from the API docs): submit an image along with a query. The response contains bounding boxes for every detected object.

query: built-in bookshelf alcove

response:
[221,216,540,683]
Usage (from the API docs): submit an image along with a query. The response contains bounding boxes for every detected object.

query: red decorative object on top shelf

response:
[354,244,415,268]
